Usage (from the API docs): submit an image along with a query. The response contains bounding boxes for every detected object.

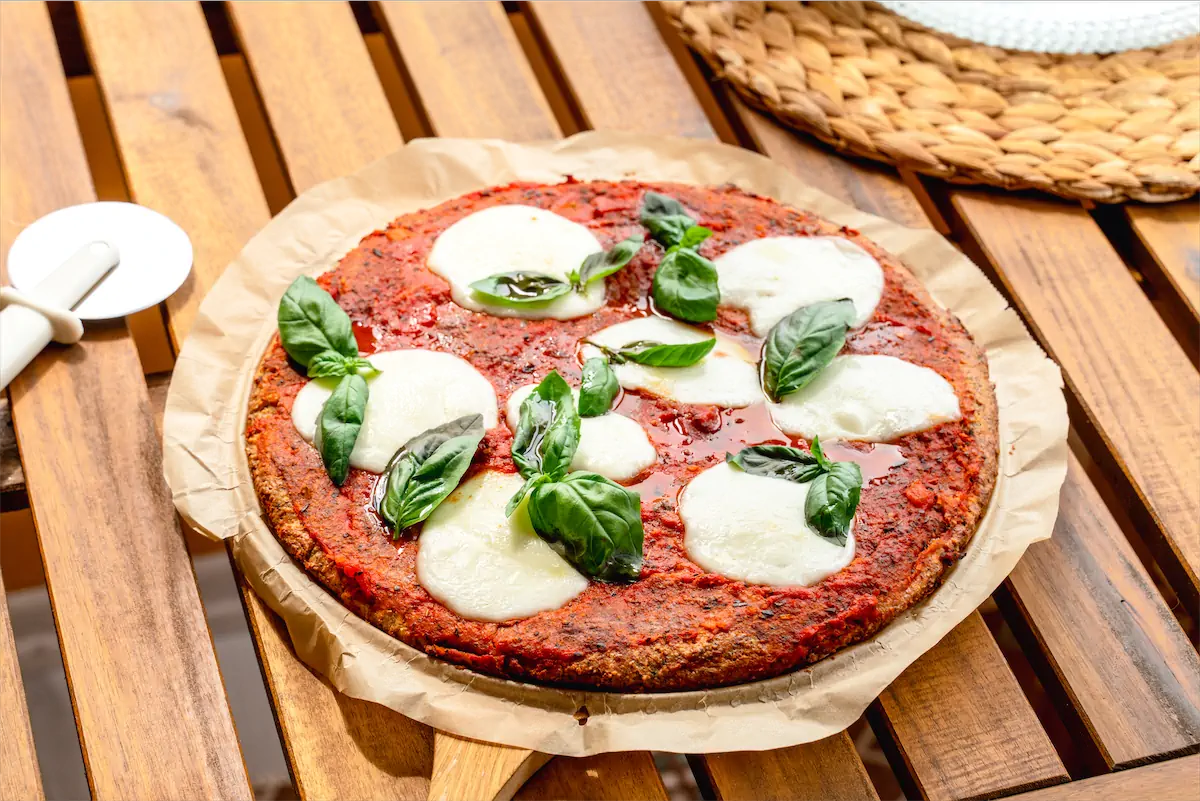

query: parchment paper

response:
[163,131,1068,756]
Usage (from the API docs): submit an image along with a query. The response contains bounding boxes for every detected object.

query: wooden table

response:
[1,3,1197,800]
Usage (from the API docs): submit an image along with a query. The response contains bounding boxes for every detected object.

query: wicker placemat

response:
[664,1,1200,203]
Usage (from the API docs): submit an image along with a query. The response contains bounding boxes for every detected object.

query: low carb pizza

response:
[245,180,997,692]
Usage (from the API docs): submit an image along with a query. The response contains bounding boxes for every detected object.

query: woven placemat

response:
[664,1,1200,203]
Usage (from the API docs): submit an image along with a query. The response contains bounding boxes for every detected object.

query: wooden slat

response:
[1008,754,1200,801]
[526,1,715,140]
[227,1,403,193]
[1001,453,1200,769]
[1127,203,1200,321]
[78,0,271,347]
[695,734,879,801]
[950,191,1200,605]
[519,754,669,801]
[375,1,560,140]
[539,5,1069,798]
[875,615,1066,800]
[0,5,251,798]
[0,580,43,801]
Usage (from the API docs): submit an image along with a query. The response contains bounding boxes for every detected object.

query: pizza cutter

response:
[1,201,192,390]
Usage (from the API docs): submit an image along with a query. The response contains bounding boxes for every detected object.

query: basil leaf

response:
[314,374,368,486]
[593,337,716,367]
[307,350,379,379]
[727,445,823,483]
[571,234,645,291]
[810,434,832,471]
[804,461,862,546]
[652,247,719,323]
[639,191,695,248]
[511,371,580,481]
[505,473,550,517]
[578,357,619,417]
[677,225,712,251]
[278,276,358,369]
[762,300,856,402]
[376,415,485,533]
[527,472,644,582]
[469,272,570,306]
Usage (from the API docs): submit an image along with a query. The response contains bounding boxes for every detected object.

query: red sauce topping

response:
[246,181,992,690]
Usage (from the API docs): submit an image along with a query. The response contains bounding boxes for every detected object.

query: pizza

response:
[245,180,998,692]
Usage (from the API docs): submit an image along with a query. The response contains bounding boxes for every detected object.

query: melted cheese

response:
[426,205,604,320]
[416,471,589,621]
[291,349,499,473]
[506,384,656,482]
[769,354,961,441]
[580,316,760,407]
[714,236,884,334]
[680,462,855,586]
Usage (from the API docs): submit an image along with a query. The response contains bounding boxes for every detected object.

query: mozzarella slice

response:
[427,205,604,320]
[714,236,884,334]
[291,349,499,473]
[417,471,588,621]
[769,354,960,441]
[506,384,657,481]
[580,316,760,407]
[680,462,855,586]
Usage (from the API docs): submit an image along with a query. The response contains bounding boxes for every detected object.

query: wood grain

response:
[518,753,670,801]
[1127,203,1200,320]
[526,2,715,140]
[696,734,878,801]
[374,1,560,140]
[226,1,403,193]
[0,5,251,798]
[1001,453,1200,768]
[951,191,1200,606]
[876,614,1067,800]
[0,580,43,801]
[431,734,549,801]
[77,0,272,347]
[1007,754,1200,801]
[235,574,433,800]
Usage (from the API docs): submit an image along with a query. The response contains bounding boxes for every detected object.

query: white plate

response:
[7,201,192,320]
[879,1,1200,54]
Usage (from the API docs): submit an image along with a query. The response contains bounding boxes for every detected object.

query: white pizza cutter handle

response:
[0,241,119,390]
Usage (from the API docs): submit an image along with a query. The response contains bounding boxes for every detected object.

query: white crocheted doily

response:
[878,1,1200,54]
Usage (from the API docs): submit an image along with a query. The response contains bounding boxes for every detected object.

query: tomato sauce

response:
[246,181,994,690]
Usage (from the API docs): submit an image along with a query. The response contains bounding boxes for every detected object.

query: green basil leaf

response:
[652,247,719,322]
[762,300,856,402]
[676,225,712,251]
[315,374,368,486]
[578,357,620,417]
[727,445,823,483]
[505,473,550,517]
[572,234,645,291]
[527,472,644,582]
[639,191,695,248]
[804,461,862,546]
[375,414,486,533]
[307,350,379,379]
[278,276,358,369]
[810,434,832,471]
[593,337,716,367]
[469,272,571,306]
[511,371,580,481]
